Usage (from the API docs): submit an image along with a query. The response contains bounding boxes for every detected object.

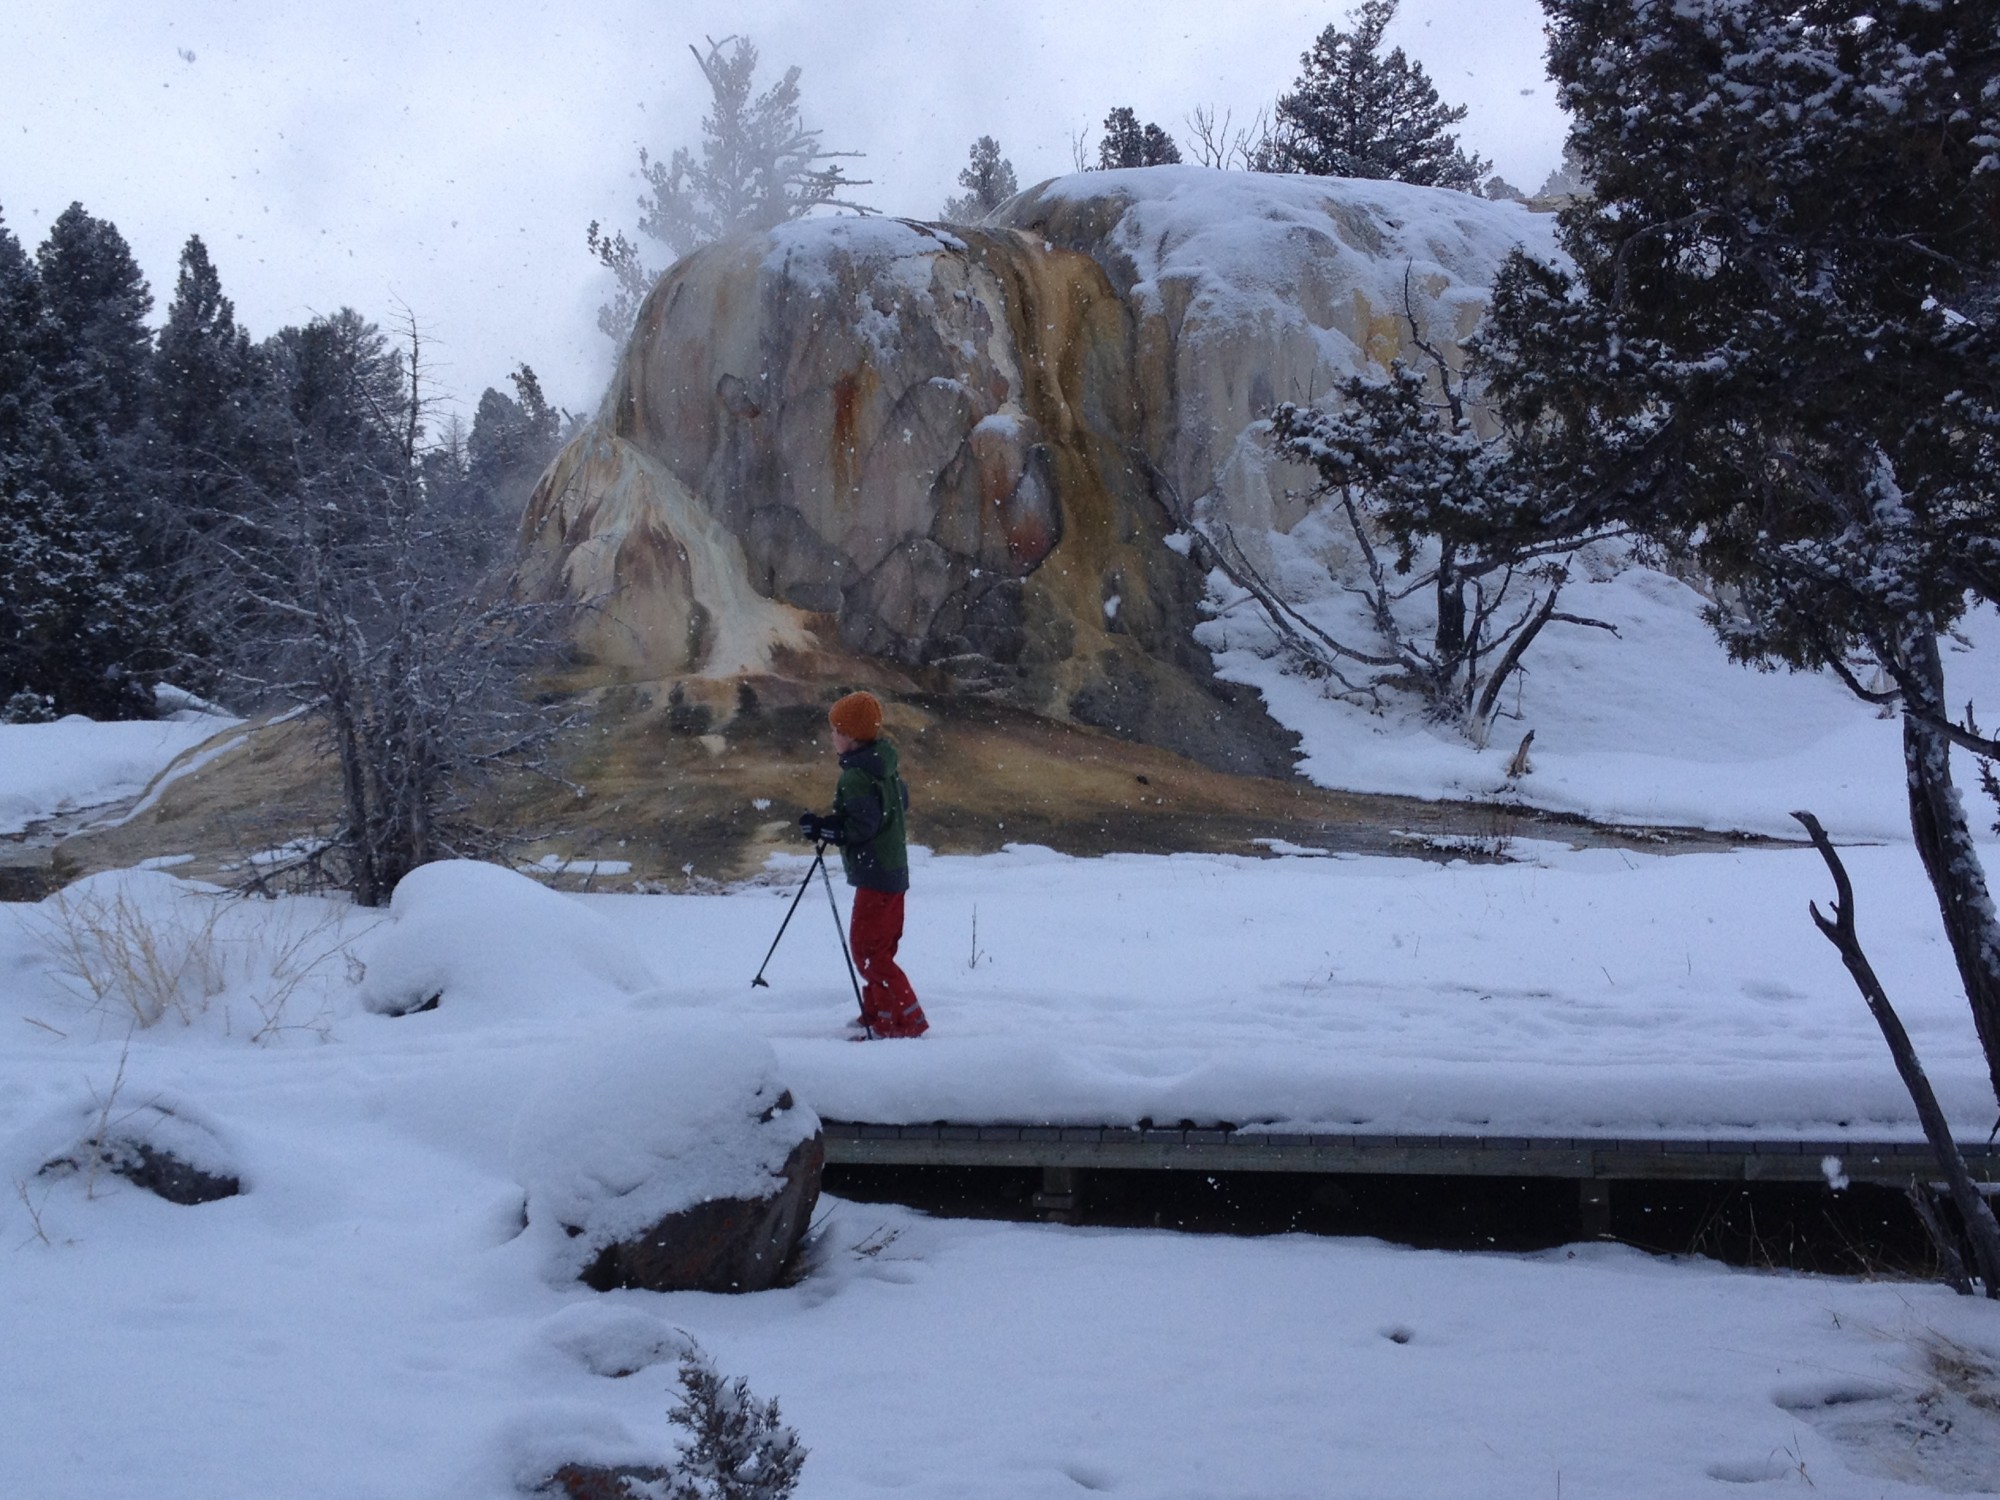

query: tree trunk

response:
[1433,542,1466,673]
[329,672,381,908]
[1898,628,2000,1109]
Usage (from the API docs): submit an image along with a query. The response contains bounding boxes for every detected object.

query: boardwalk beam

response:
[821,1122,1994,1188]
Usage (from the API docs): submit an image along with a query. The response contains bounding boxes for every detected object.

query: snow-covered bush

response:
[358,859,656,1018]
[509,1017,818,1281]
[663,1341,806,1500]
[528,1342,806,1500]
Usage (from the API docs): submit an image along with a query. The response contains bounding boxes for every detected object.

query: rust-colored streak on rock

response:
[1006,512,1056,568]
[968,419,1024,506]
[830,369,865,501]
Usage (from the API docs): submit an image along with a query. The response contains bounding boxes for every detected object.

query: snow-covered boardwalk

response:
[651,842,2000,1147]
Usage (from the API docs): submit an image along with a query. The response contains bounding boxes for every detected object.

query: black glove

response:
[798,812,829,844]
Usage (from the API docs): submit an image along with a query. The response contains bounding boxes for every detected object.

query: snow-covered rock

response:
[522,169,1544,777]
[22,1091,241,1205]
[510,1017,822,1292]
[358,860,657,1019]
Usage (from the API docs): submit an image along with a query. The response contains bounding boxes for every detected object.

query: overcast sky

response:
[0,0,1567,419]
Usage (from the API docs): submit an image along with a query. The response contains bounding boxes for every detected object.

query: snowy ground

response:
[3,838,1999,1497]
[1200,533,2000,843]
[0,709,236,837]
[9,1185,2000,1499]
[7,568,2000,1497]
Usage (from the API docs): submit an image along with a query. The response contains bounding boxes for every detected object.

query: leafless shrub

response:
[14,1177,56,1247]
[218,900,351,1043]
[34,881,355,1041]
[34,883,226,1028]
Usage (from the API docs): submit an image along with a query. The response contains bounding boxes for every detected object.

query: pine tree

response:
[0,204,173,718]
[1454,0,2000,1115]
[1254,0,1490,191]
[156,236,256,462]
[589,36,873,342]
[262,307,407,477]
[454,363,567,558]
[154,235,265,682]
[1260,305,1607,729]
[35,203,155,457]
[468,365,562,494]
[0,206,47,468]
[1532,142,1589,201]
[940,136,1019,222]
[1096,107,1182,169]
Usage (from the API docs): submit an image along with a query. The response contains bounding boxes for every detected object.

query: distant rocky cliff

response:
[522,168,1553,776]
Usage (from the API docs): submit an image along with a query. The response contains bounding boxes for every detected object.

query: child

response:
[799,691,930,1038]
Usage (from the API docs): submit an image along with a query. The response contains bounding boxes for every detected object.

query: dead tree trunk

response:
[1792,810,2000,1296]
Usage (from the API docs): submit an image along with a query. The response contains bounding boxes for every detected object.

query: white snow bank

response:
[760,215,961,297]
[358,860,657,1019]
[538,1301,693,1379]
[0,713,236,834]
[510,1017,818,1271]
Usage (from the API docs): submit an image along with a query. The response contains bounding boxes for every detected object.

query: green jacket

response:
[828,738,910,893]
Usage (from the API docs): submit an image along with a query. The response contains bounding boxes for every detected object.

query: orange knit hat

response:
[828,690,883,741]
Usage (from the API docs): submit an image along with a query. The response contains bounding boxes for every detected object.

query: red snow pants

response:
[849,888,928,1037]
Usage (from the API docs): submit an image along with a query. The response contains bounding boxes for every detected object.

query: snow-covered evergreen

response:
[1253,0,1490,191]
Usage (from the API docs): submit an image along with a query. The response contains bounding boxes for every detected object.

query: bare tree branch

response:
[1791,809,2000,1296]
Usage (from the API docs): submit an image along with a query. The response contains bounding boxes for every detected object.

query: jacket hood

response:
[839,738,898,780]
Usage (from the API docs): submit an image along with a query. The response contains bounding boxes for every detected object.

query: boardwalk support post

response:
[1034,1166,1078,1223]
[1579,1180,1612,1239]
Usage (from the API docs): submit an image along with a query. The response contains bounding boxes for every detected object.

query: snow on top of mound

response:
[1011,165,1557,344]
[358,860,657,1020]
[509,1016,817,1266]
[761,215,963,294]
[759,217,968,364]
[0,712,237,835]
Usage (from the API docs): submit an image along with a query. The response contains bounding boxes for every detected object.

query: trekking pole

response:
[750,843,826,988]
[819,852,873,1038]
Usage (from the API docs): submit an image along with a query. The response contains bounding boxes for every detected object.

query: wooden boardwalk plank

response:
[820,1121,2000,1186]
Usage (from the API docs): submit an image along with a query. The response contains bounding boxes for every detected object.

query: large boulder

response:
[512,1018,821,1293]
[523,171,1552,777]
[576,1131,822,1295]
[522,214,1295,775]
